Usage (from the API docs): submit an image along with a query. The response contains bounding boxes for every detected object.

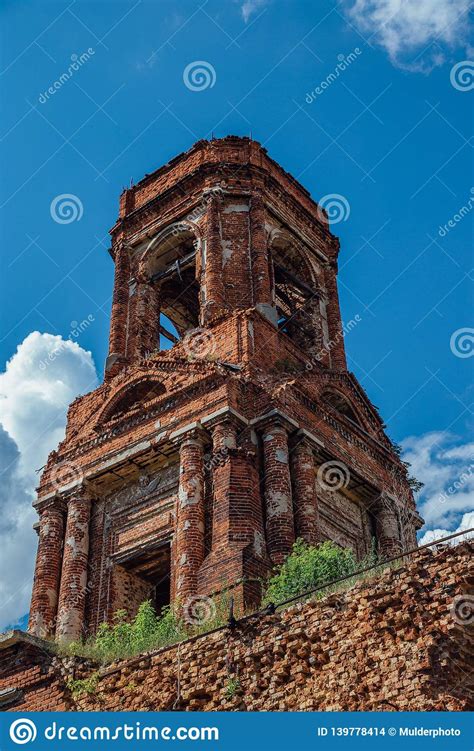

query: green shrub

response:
[225,677,241,698]
[92,601,188,663]
[61,542,382,664]
[262,538,377,605]
[67,671,99,698]
[60,601,189,665]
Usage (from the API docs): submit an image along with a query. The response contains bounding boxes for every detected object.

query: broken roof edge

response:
[0,629,54,654]
[119,136,324,216]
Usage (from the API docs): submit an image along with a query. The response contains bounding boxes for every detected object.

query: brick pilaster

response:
[174,430,206,603]
[28,500,65,638]
[375,493,403,559]
[250,192,271,304]
[56,491,92,641]
[261,418,295,564]
[208,419,237,550]
[203,195,225,323]
[250,192,275,323]
[134,276,160,357]
[106,241,130,373]
[324,261,347,370]
[197,411,270,608]
[290,438,318,545]
[206,418,267,552]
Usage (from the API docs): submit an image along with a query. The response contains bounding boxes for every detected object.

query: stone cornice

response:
[250,408,300,433]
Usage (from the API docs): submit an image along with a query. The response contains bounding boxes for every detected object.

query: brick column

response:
[174,429,206,603]
[261,417,296,564]
[290,437,318,545]
[209,419,238,549]
[106,241,130,374]
[323,261,347,370]
[203,194,225,323]
[56,491,92,641]
[135,276,160,357]
[250,192,276,324]
[28,500,65,638]
[375,493,403,559]
[197,410,270,609]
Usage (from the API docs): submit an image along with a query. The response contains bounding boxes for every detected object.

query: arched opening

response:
[143,223,201,350]
[102,378,166,422]
[323,390,362,427]
[268,231,324,353]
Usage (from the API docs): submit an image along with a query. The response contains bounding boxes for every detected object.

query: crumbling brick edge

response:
[1,542,472,712]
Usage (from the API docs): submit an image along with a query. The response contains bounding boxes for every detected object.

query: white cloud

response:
[345,0,473,70]
[402,431,474,538]
[418,510,474,545]
[240,0,269,23]
[0,332,98,630]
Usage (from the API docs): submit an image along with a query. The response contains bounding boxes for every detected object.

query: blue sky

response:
[0,0,473,628]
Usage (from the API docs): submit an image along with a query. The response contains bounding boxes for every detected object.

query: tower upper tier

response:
[106,136,346,376]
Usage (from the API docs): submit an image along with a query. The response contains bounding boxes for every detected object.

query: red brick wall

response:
[2,543,471,712]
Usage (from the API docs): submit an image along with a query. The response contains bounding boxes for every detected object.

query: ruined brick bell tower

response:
[29,137,423,642]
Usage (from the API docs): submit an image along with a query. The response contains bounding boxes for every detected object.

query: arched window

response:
[143,223,201,350]
[268,230,325,353]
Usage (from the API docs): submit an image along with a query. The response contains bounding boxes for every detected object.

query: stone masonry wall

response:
[2,542,472,712]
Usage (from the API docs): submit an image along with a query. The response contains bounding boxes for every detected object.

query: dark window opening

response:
[270,243,322,354]
[121,541,171,617]
[148,233,200,351]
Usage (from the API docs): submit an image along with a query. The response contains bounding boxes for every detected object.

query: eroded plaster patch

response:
[223,204,249,213]
[266,490,289,517]
[221,240,233,267]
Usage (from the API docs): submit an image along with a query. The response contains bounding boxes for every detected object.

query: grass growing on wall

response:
[59,596,231,665]
[60,540,384,665]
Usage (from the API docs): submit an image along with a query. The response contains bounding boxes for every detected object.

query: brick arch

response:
[267,227,320,286]
[138,220,202,278]
[321,387,366,429]
[137,220,203,340]
[267,227,325,353]
[97,376,166,425]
